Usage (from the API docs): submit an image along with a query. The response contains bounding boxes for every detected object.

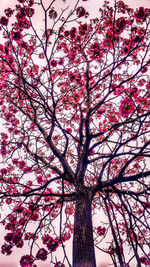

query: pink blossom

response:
[1,243,12,255]
[146,81,150,90]
[20,255,34,267]
[97,226,106,236]
[134,7,147,22]
[76,7,87,18]
[136,96,150,108]
[36,248,48,261]
[119,97,135,117]
[139,256,150,265]
[65,204,74,215]
[0,16,8,26]
[50,60,57,67]
[61,232,71,242]
[49,9,57,19]
[5,8,14,18]
[1,168,7,175]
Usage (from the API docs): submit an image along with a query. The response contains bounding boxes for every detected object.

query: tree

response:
[0,0,150,266]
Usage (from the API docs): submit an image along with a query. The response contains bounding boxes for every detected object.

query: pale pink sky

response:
[0,0,149,266]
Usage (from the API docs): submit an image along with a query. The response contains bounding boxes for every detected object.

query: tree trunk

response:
[73,195,96,267]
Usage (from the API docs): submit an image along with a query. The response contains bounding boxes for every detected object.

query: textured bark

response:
[73,195,96,267]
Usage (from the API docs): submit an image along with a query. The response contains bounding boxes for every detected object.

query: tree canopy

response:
[0,0,150,266]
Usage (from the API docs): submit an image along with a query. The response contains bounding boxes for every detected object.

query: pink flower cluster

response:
[97,226,106,236]
[119,97,135,117]
[20,254,34,267]
[76,7,89,18]
[36,248,48,261]
[139,254,150,266]
[42,234,59,252]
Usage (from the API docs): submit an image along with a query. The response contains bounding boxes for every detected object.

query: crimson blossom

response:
[0,0,150,266]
